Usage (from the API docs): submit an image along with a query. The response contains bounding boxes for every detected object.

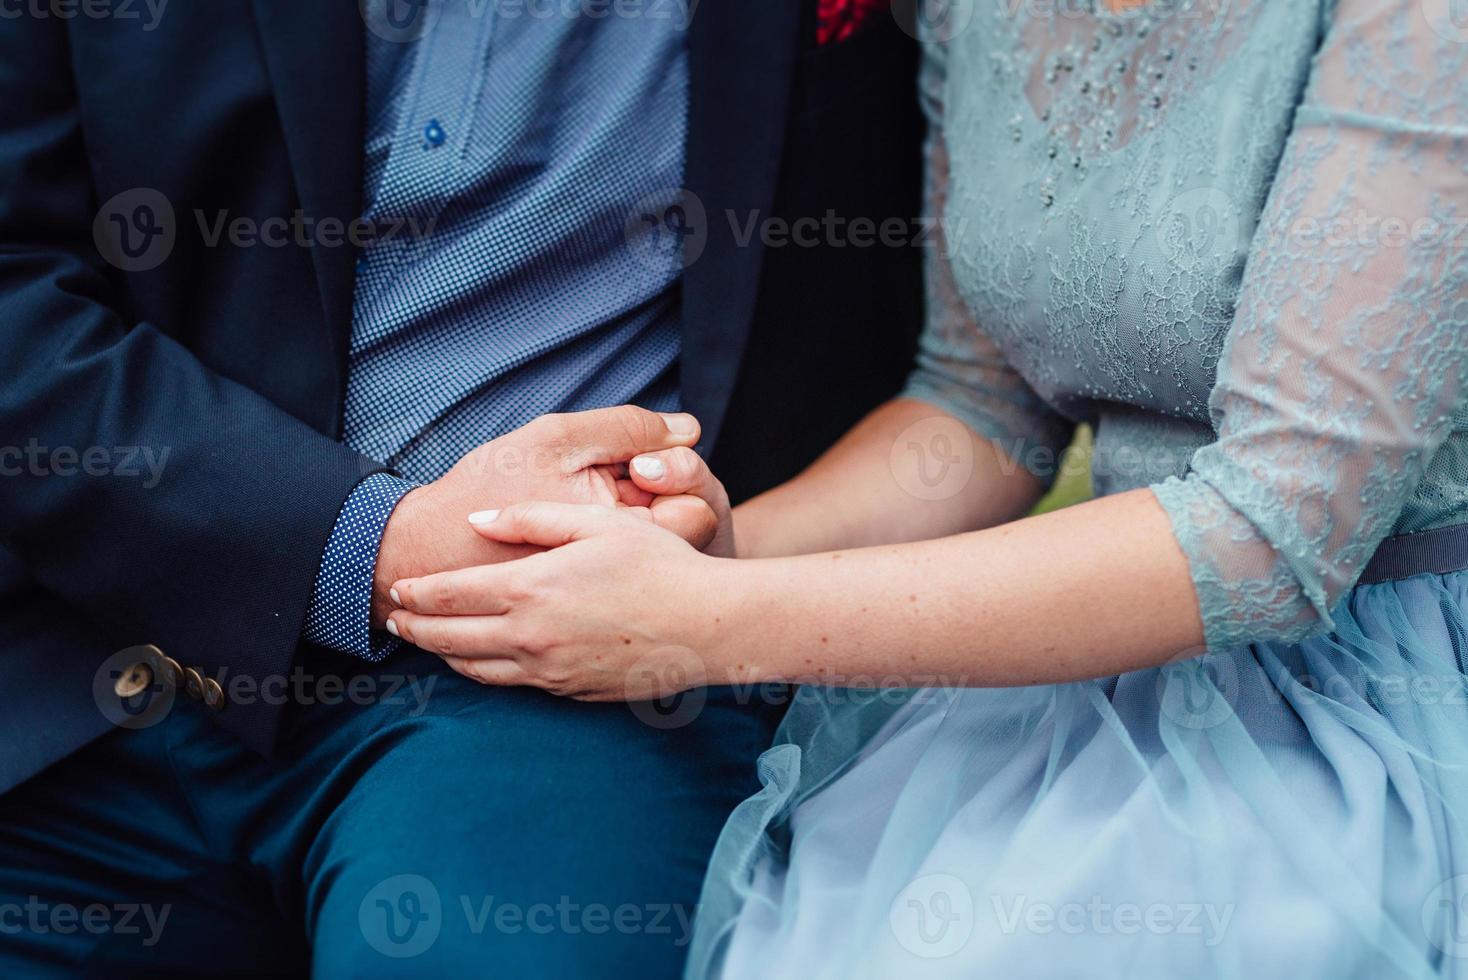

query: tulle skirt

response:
[687,570,1468,979]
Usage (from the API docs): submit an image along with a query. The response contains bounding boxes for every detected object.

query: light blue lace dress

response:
[688,1,1468,977]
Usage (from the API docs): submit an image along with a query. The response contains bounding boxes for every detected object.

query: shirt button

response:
[423,118,446,149]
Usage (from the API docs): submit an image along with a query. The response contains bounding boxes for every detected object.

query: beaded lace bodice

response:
[902,0,1468,647]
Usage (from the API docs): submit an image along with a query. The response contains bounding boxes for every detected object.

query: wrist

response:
[729,507,768,560]
[698,555,779,686]
[372,484,433,628]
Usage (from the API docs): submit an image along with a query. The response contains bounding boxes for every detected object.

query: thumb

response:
[466,501,630,549]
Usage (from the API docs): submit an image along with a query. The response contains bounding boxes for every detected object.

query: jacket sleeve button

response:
[113,661,154,700]
[183,668,206,701]
[202,677,227,712]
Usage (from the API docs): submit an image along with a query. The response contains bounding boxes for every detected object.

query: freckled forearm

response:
[713,488,1206,688]
[730,398,1044,560]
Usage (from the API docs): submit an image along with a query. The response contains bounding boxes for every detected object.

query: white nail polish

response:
[468,509,501,525]
[389,588,401,606]
[632,456,666,480]
[385,619,400,637]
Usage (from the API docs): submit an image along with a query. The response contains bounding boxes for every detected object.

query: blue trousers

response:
[0,648,774,977]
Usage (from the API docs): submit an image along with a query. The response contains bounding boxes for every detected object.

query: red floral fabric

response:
[816,0,887,45]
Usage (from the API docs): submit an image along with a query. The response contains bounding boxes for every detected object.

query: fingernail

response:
[661,413,697,438]
[632,456,667,480]
[389,587,401,606]
[468,509,501,525]
[385,619,400,637]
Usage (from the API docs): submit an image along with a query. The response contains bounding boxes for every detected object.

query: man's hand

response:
[370,406,710,628]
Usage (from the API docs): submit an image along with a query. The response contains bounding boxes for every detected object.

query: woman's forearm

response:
[717,487,1205,688]
[734,398,1048,559]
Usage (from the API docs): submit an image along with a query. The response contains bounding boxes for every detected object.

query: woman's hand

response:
[626,447,736,558]
[385,502,738,700]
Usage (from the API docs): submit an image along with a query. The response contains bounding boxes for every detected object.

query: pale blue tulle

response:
[688,570,1468,979]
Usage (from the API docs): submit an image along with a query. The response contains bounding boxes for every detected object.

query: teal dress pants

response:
[0,648,774,977]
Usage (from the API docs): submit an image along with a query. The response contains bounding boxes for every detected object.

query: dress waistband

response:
[1358,523,1468,584]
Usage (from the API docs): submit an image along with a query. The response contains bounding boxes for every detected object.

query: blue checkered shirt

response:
[304,2,688,659]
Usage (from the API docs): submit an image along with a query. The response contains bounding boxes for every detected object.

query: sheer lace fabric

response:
[904,0,1468,648]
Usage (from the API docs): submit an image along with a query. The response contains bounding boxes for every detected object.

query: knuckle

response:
[432,583,457,614]
[513,621,560,659]
[514,501,545,530]
[610,403,645,427]
[518,631,550,658]
[452,660,489,686]
[538,663,575,693]
[669,446,703,482]
[612,405,656,449]
[497,501,527,528]
[515,572,544,603]
[516,571,551,606]
[502,623,533,656]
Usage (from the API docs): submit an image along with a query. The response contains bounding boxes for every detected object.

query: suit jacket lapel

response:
[250,0,366,426]
[683,0,802,453]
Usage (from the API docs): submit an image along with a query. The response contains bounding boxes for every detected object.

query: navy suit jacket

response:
[0,0,923,792]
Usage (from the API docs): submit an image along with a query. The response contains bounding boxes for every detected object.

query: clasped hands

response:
[373,406,741,701]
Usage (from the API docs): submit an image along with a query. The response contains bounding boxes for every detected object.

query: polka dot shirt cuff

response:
[303,473,418,662]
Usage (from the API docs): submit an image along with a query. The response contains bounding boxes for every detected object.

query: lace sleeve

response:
[902,42,1074,488]
[1151,0,1468,648]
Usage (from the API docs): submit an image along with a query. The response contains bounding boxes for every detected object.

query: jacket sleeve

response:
[0,19,387,751]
